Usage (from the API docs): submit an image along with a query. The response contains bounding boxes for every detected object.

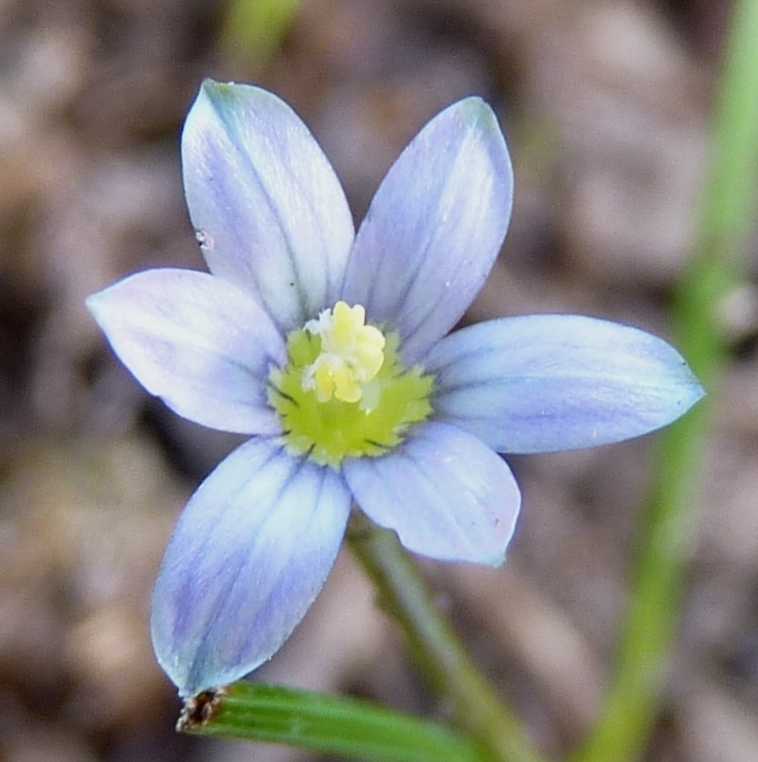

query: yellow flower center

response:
[268,302,434,468]
[302,301,386,406]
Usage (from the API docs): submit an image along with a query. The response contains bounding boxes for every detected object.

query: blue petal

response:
[151,438,351,696]
[183,80,355,331]
[426,315,705,454]
[87,269,286,435]
[343,422,520,566]
[341,97,513,365]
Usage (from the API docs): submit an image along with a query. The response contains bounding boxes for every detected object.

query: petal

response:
[341,97,513,364]
[183,80,355,331]
[151,438,352,696]
[87,268,285,435]
[343,422,520,566]
[427,315,705,454]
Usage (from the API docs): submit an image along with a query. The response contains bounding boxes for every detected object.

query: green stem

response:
[347,513,547,762]
[179,681,484,762]
[573,1,758,759]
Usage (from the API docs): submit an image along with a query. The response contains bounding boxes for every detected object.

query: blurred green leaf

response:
[219,0,300,74]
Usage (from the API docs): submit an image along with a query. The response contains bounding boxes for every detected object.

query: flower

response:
[87,79,704,698]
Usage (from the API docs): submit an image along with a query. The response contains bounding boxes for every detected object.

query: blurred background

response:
[1,0,756,760]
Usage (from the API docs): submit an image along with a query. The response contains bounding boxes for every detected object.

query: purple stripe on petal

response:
[342,97,513,365]
[427,314,705,454]
[87,268,285,435]
[151,438,351,696]
[183,80,355,331]
[343,421,520,566]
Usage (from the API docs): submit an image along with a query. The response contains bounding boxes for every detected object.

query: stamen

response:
[302,301,386,404]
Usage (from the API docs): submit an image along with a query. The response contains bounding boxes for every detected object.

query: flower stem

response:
[572,1,758,759]
[347,513,547,762]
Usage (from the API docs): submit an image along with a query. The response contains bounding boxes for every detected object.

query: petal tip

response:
[199,77,240,97]
[84,291,103,319]
[460,95,498,127]
[670,360,706,416]
[449,97,509,160]
[197,78,278,117]
[688,379,706,408]
[85,285,118,330]
[480,547,507,569]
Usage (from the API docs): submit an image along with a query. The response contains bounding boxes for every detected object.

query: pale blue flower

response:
[87,80,703,697]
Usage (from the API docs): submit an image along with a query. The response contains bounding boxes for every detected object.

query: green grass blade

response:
[573,0,758,759]
[179,681,486,762]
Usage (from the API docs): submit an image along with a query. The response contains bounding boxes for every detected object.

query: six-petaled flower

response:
[87,80,704,697]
